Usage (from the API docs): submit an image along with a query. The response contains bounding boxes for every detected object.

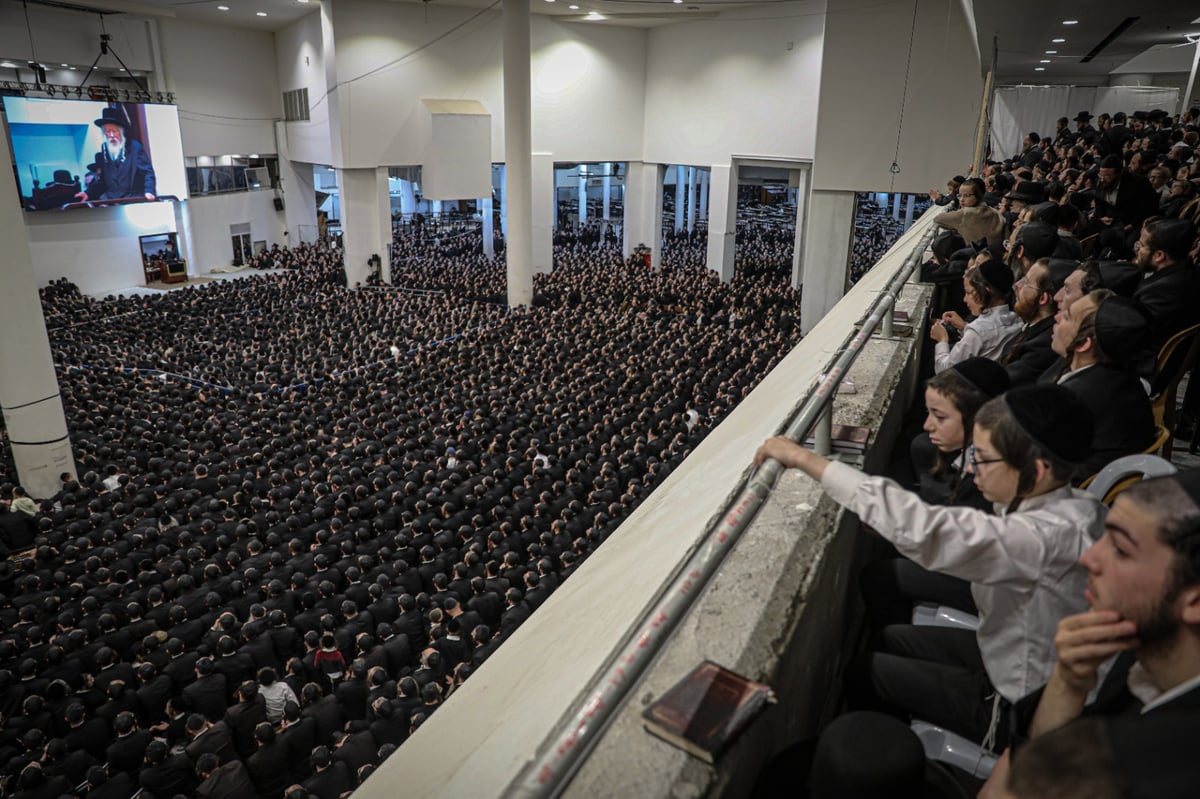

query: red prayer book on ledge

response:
[642,661,776,764]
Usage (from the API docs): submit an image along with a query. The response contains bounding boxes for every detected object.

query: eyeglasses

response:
[966,444,1005,471]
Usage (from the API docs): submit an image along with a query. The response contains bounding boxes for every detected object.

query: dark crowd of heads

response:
[0,221,804,796]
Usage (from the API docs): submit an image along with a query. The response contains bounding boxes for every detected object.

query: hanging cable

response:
[889,0,920,192]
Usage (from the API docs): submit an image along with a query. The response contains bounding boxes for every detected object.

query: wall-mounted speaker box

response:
[273,197,284,211]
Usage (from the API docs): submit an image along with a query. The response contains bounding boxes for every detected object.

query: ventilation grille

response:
[283,87,309,122]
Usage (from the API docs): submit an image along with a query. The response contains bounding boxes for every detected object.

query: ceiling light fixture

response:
[1052,37,1065,42]
[1035,67,1045,71]
[569,4,578,7]
[1039,59,1051,63]
[257,11,268,16]
[217,5,229,9]
[1045,50,1057,54]
[585,11,605,19]
[1062,20,1078,25]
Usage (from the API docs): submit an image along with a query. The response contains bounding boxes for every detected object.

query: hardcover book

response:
[642,661,775,764]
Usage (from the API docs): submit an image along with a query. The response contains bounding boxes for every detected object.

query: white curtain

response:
[988,84,1180,161]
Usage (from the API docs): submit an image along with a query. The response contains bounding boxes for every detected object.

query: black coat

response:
[1002,316,1058,388]
[303,762,353,799]
[1058,363,1157,479]
[195,759,260,799]
[1135,261,1200,354]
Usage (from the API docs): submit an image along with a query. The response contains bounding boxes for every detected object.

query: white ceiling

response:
[972,0,1200,83]
[10,0,1200,78]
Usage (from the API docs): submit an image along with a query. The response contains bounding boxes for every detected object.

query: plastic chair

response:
[1085,453,1177,506]
[911,721,999,779]
[912,603,979,631]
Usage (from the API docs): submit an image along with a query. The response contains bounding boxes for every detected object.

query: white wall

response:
[184,191,287,275]
[275,10,332,166]
[811,0,982,193]
[24,203,176,295]
[157,18,282,157]
[643,3,825,166]
[284,0,648,169]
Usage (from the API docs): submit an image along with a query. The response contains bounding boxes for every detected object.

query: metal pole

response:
[1179,37,1200,121]
[971,36,998,177]
[506,224,937,799]
[813,406,833,456]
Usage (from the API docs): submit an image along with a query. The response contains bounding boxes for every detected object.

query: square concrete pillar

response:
[705,162,738,282]
[800,189,856,335]
[623,161,664,270]
[339,166,391,287]
[532,153,555,274]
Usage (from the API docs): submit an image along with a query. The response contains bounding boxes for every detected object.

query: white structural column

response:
[499,164,508,237]
[623,161,664,270]
[398,180,416,216]
[705,163,738,282]
[578,166,588,225]
[531,153,555,274]
[503,0,533,305]
[891,193,902,219]
[674,165,686,232]
[274,120,320,248]
[903,194,916,230]
[790,167,809,290]
[686,167,697,233]
[602,162,612,222]
[0,145,76,499]
[800,189,857,335]
[480,197,495,258]
[698,169,709,222]
[338,166,391,287]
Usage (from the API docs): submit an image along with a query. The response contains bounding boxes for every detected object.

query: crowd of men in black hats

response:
[0,224,803,797]
[851,194,929,284]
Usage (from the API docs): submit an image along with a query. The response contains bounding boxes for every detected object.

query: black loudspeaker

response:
[273,197,284,211]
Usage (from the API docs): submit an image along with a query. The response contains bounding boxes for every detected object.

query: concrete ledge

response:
[563,285,932,799]
[361,210,939,799]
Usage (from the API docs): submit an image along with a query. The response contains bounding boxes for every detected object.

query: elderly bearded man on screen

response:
[74,107,157,202]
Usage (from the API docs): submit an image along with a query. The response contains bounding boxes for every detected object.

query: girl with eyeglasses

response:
[755,384,1104,748]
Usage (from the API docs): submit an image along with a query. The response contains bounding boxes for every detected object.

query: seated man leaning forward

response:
[755,384,1105,746]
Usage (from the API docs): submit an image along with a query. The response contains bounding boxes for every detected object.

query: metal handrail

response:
[507,223,938,798]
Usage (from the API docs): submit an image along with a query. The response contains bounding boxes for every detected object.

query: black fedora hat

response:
[1073,111,1093,122]
[93,107,129,130]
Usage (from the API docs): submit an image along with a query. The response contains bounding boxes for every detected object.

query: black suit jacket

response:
[1059,363,1157,478]
[1003,316,1058,387]
[246,739,292,797]
[278,716,319,782]
[105,728,152,775]
[185,719,238,765]
[185,673,229,722]
[224,696,269,759]
[1109,170,1162,230]
[303,762,353,799]
[139,752,196,797]
[1135,261,1200,354]
[88,139,157,200]
[195,759,260,799]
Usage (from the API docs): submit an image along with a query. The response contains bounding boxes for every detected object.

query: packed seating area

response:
[0,231,801,797]
[3,104,1200,798]
[754,105,1200,798]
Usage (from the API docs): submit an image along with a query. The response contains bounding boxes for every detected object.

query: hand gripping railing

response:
[507,224,938,798]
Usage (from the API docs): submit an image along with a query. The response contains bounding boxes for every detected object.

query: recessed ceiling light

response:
[217,5,229,9]
[1035,67,1045,71]
[256,11,268,16]
[1045,50,1057,54]
[569,4,578,7]
[585,11,605,19]
[1039,59,1051,63]
[1062,20,1078,25]
[1,62,15,68]
[119,67,126,71]
[298,0,310,3]
[1052,37,1066,43]
[60,63,68,67]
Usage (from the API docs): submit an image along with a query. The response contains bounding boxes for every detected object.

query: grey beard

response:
[104,141,125,162]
